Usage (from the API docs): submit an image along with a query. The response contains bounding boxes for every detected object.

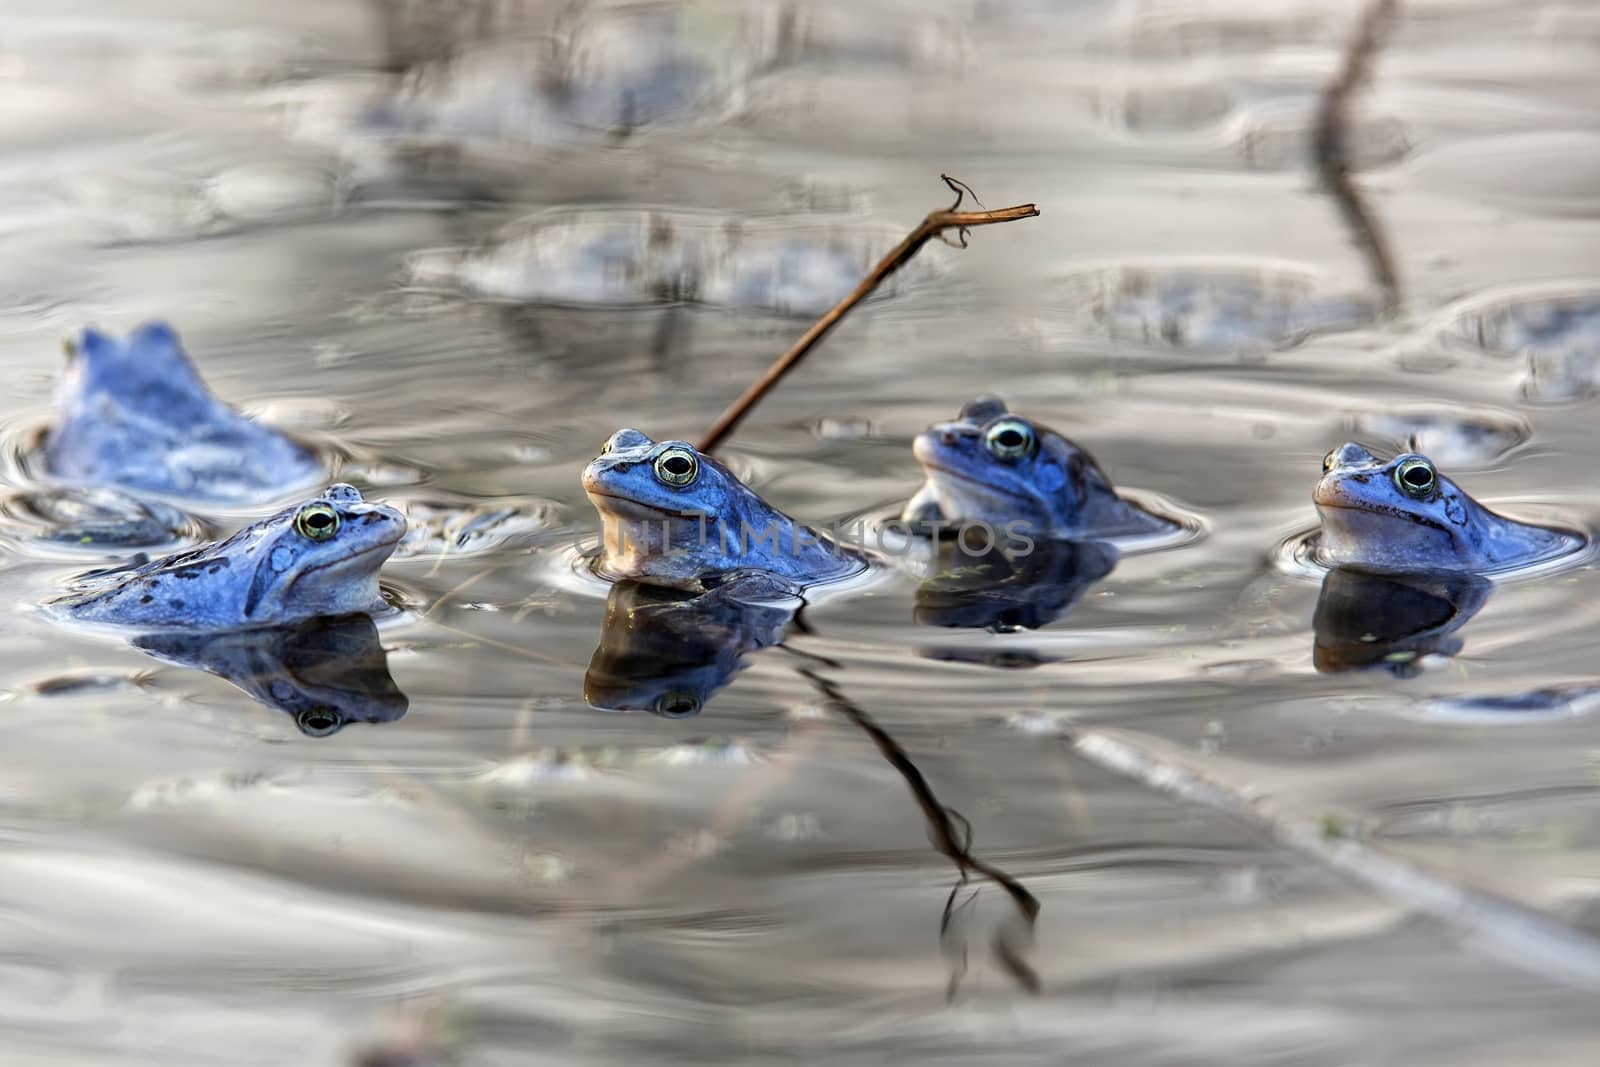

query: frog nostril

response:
[940,431,958,446]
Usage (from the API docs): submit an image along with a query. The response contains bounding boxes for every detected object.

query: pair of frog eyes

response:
[1321,451,1437,497]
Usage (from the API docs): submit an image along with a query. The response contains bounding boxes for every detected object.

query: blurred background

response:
[1,0,1599,1063]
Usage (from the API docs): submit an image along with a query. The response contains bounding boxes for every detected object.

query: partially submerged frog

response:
[43,321,321,503]
[1314,443,1576,574]
[903,397,1166,539]
[134,612,407,736]
[51,485,404,629]
[583,429,865,591]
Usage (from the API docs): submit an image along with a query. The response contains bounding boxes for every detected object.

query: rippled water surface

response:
[4,1,1600,1063]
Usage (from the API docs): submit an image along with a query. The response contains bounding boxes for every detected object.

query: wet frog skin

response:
[1314,442,1575,574]
[902,396,1166,539]
[43,320,321,503]
[583,429,865,591]
[51,484,404,629]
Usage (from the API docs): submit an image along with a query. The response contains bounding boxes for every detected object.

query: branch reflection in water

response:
[583,573,1041,995]
[133,612,408,736]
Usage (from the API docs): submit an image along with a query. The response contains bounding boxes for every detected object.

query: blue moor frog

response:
[51,485,404,629]
[43,321,321,503]
[583,429,866,591]
[902,397,1166,539]
[1314,443,1574,573]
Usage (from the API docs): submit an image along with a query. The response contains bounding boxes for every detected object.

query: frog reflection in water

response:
[135,613,407,736]
[585,575,797,716]
[1314,443,1575,573]
[903,397,1167,539]
[51,485,404,629]
[1313,567,1490,677]
[43,321,321,503]
[915,536,1118,632]
[583,429,865,591]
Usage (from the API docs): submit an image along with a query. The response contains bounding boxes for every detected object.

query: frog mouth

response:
[285,534,403,587]
[586,491,709,522]
[920,462,1031,502]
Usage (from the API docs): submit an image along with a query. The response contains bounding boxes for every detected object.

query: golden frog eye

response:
[1322,449,1337,473]
[653,447,699,487]
[1394,456,1436,497]
[984,417,1036,461]
[294,502,341,541]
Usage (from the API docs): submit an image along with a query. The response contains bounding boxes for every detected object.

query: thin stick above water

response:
[697,176,1039,454]
[1313,0,1401,316]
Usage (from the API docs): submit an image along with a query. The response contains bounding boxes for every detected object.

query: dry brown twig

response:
[1313,0,1401,316]
[697,176,1040,454]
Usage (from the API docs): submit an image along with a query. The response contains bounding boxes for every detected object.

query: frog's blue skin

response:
[51,485,404,629]
[585,576,796,716]
[43,321,322,504]
[1313,566,1490,677]
[1315,443,1574,573]
[903,397,1166,539]
[134,613,407,736]
[583,429,866,591]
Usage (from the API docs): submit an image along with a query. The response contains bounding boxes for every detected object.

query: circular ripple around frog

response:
[1,412,345,515]
[1344,406,1532,469]
[539,533,895,602]
[1058,260,1378,355]
[0,487,211,558]
[1433,284,1600,404]
[1272,514,1594,583]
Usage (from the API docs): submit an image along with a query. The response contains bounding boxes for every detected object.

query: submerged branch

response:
[697,176,1039,454]
[1313,0,1402,316]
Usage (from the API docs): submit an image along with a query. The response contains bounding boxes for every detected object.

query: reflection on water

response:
[915,536,1118,631]
[1312,566,1489,676]
[6,0,1600,1061]
[584,575,797,715]
[133,612,407,734]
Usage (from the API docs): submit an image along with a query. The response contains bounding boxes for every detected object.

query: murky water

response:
[2,0,1599,1062]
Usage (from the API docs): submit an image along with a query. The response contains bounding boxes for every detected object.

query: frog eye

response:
[1394,456,1436,497]
[295,706,344,737]
[652,689,701,718]
[984,418,1036,461]
[1322,450,1337,473]
[294,502,342,541]
[653,447,699,487]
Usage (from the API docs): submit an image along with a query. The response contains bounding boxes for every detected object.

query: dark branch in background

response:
[792,661,1042,996]
[697,177,1040,454]
[1313,0,1401,316]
